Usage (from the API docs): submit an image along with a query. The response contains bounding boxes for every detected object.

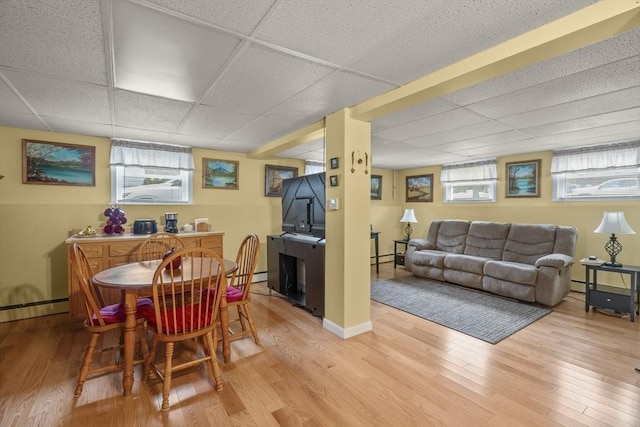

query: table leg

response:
[220,291,231,363]
[374,234,379,274]
[122,291,138,396]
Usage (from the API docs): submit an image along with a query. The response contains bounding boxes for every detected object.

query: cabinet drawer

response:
[77,243,103,258]
[200,236,223,255]
[109,241,140,257]
[589,289,631,312]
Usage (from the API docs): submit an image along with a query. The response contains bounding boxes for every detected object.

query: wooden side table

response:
[584,263,640,322]
[394,240,409,269]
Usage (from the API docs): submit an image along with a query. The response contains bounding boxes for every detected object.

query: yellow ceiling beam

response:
[248,119,325,159]
[350,0,640,122]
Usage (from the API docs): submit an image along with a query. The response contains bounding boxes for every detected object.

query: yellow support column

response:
[323,108,372,338]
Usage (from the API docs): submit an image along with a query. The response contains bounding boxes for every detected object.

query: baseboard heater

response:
[0,297,68,312]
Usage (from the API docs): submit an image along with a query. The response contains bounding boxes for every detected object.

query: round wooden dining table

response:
[91,257,237,396]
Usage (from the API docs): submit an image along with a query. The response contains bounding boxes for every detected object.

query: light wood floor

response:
[1,263,639,426]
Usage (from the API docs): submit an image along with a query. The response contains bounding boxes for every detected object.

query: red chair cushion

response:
[92,298,154,325]
[226,286,244,302]
[147,302,217,334]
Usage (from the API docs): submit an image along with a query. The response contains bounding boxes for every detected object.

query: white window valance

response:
[551,141,640,175]
[440,159,497,183]
[110,139,195,170]
[305,160,325,175]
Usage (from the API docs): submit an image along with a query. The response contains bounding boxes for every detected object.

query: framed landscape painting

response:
[371,175,382,200]
[22,139,95,186]
[406,174,433,202]
[203,158,239,190]
[506,159,540,198]
[265,164,298,197]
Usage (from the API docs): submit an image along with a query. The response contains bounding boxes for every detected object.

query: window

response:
[552,141,640,201]
[110,139,194,205]
[304,160,325,175]
[441,159,497,203]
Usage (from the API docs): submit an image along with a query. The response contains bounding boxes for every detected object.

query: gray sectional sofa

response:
[405,220,578,306]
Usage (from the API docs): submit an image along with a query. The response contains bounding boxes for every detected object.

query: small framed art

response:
[265,164,298,197]
[406,174,433,202]
[506,159,540,198]
[203,158,239,190]
[371,175,382,200]
[330,157,339,169]
[330,175,338,187]
[22,139,95,186]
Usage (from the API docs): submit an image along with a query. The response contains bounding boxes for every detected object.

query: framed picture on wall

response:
[371,175,382,200]
[202,158,239,190]
[265,164,298,197]
[22,139,95,186]
[406,174,433,202]
[506,159,541,198]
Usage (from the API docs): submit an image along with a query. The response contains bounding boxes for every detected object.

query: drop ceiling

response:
[1,0,638,170]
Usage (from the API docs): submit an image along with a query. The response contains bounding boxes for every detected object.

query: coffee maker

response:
[164,212,178,233]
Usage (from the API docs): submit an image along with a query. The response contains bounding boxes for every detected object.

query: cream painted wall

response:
[1,125,638,322]
[0,126,303,321]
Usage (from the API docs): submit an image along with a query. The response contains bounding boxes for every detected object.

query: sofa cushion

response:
[444,253,488,275]
[412,250,446,268]
[435,220,470,254]
[502,224,556,265]
[464,221,510,259]
[484,260,538,285]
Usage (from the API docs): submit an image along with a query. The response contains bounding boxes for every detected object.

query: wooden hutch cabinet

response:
[65,232,224,321]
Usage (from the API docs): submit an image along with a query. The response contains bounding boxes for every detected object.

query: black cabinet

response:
[584,263,639,322]
[267,235,325,317]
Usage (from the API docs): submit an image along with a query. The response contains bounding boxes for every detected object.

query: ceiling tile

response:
[444,28,640,106]
[464,56,640,119]
[521,108,640,137]
[0,0,106,84]
[2,69,110,123]
[253,0,441,65]
[113,90,192,132]
[112,126,174,143]
[179,104,259,139]
[0,111,48,131]
[145,0,277,35]
[371,99,456,132]
[499,86,640,129]
[267,70,395,122]
[230,116,311,146]
[200,43,335,115]
[406,121,514,148]
[43,116,113,138]
[375,108,488,141]
[112,0,242,102]
[0,75,31,115]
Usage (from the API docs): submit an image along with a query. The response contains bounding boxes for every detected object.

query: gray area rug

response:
[371,276,551,344]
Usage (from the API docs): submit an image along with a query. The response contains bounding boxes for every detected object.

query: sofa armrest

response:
[408,238,434,250]
[535,254,574,269]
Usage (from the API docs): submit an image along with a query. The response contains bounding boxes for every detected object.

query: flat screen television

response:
[281,172,325,239]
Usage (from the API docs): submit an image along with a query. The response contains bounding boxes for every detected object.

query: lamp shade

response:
[400,209,418,223]
[594,211,636,235]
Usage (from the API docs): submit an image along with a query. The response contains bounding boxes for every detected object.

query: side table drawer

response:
[589,289,631,313]
[395,254,405,266]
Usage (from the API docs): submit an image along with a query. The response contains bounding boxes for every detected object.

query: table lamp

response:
[593,211,636,267]
[400,209,418,241]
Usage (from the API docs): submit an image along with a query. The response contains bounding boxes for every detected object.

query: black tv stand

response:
[267,234,325,317]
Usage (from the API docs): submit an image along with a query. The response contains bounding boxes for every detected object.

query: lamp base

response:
[603,261,623,268]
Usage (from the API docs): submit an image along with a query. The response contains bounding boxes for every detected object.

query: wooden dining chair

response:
[137,232,185,262]
[143,247,227,412]
[70,243,153,397]
[225,233,260,344]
